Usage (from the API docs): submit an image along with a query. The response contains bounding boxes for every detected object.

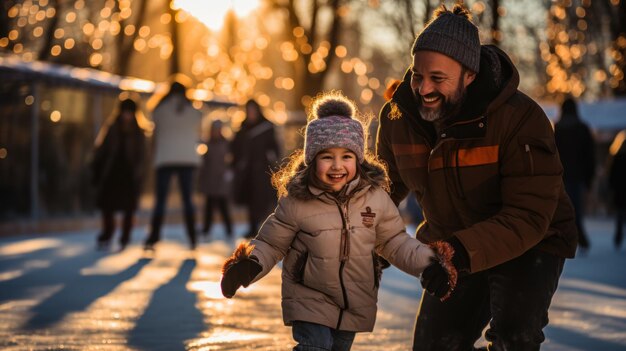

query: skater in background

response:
[555,97,596,253]
[608,130,626,250]
[144,80,202,250]
[231,98,280,239]
[92,97,147,250]
[197,119,233,239]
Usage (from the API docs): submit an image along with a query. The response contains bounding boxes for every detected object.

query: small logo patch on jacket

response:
[361,206,376,228]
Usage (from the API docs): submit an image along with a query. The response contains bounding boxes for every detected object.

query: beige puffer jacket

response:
[249,177,434,332]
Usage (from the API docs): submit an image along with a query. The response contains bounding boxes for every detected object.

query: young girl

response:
[220,92,455,350]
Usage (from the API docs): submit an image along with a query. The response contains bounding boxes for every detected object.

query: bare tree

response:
[490,0,501,45]
[268,0,343,107]
[596,0,626,95]
[0,1,17,52]
[545,0,623,99]
[37,0,61,61]
[168,0,180,75]
[115,0,147,76]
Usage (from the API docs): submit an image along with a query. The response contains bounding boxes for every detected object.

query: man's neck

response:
[432,119,445,134]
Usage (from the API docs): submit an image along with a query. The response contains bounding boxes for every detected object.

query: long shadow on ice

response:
[127,258,205,351]
[22,257,151,330]
[0,249,107,304]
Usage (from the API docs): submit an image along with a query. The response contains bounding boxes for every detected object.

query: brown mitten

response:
[221,243,263,298]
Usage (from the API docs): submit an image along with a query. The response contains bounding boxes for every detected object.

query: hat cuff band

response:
[413,32,480,72]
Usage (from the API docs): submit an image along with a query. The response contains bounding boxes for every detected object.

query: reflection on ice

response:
[188,280,224,300]
[0,238,62,256]
[195,328,272,344]
[549,277,626,345]
[559,278,626,298]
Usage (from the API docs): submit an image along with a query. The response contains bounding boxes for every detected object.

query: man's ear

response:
[464,71,477,87]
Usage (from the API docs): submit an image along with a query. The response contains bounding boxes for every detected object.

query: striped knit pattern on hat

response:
[304,96,364,165]
[412,5,481,73]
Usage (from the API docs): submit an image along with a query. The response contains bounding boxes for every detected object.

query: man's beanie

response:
[412,4,481,73]
[304,94,365,165]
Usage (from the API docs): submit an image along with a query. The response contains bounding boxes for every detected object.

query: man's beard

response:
[415,82,467,123]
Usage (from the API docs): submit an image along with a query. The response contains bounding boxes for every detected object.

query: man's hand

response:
[422,236,470,301]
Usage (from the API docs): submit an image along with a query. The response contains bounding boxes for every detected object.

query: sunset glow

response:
[173,0,260,31]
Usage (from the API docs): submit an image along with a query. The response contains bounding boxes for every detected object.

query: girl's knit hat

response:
[304,94,364,165]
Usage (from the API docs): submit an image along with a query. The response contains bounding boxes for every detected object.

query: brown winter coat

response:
[248,173,434,332]
[376,45,578,273]
[92,121,146,210]
[231,119,279,209]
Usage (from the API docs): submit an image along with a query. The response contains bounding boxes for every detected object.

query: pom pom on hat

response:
[313,95,356,119]
[304,94,365,165]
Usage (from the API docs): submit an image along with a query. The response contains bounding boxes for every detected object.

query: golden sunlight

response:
[173,0,260,31]
[0,238,62,256]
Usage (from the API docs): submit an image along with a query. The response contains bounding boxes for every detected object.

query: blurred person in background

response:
[144,80,202,251]
[554,97,596,253]
[197,119,233,239]
[92,97,147,250]
[231,99,280,239]
[608,130,626,250]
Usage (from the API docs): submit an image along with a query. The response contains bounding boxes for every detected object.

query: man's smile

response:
[422,94,441,106]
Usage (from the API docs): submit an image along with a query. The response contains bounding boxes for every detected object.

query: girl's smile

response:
[315,147,357,192]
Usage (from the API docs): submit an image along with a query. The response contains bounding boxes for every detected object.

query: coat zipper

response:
[454,146,466,199]
[335,199,351,329]
[525,144,534,175]
[430,134,465,200]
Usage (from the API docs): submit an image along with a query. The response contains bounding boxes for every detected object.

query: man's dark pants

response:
[413,248,565,351]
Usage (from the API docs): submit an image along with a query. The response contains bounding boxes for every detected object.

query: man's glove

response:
[421,236,470,301]
[221,243,263,298]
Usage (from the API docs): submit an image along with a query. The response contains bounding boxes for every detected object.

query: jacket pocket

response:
[293,250,308,283]
[372,251,383,289]
[518,136,559,176]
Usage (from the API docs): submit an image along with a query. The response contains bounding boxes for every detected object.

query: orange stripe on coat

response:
[429,145,499,170]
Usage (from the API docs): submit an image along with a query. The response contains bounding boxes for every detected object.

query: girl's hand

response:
[221,243,263,298]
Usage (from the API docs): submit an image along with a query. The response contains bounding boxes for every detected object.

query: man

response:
[554,97,596,253]
[376,4,578,351]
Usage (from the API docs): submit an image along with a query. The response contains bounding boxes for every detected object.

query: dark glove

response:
[221,255,262,298]
[421,236,470,301]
